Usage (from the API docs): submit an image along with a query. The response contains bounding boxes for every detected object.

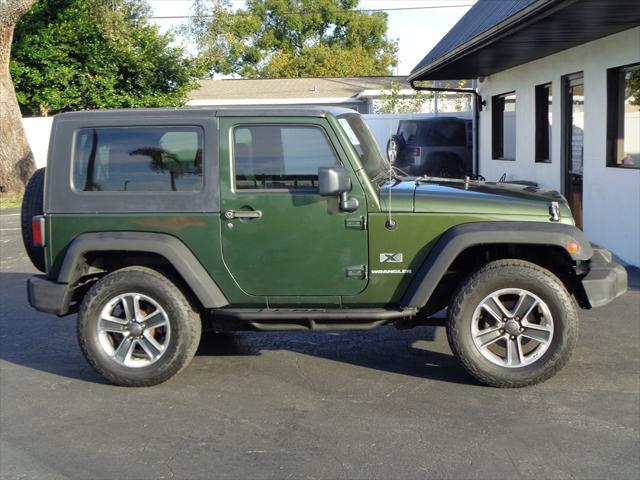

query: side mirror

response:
[318,166,358,212]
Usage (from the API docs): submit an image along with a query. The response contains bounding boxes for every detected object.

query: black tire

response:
[447,260,578,388]
[386,134,405,165]
[20,168,46,272]
[77,266,202,387]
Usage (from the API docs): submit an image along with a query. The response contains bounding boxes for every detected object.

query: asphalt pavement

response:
[1,208,639,480]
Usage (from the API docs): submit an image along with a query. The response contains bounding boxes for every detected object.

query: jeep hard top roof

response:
[53,106,358,120]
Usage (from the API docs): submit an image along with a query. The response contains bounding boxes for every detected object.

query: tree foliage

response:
[375,82,426,114]
[188,0,397,78]
[10,0,203,116]
[627,68,640,107]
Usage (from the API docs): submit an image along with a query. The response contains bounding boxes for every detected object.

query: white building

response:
[187,77,471,114]
[409,0,640,266]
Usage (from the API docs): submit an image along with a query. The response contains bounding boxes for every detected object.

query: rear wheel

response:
[447,260,578,387]
[77,266,201,386]
[20,168,46,272]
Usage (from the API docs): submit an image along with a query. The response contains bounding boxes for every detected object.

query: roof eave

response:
[408,0,569,82]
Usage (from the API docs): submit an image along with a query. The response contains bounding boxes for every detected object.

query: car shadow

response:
[626,266,640,291]
[196,327,478,386]
[1,271,472,386]
[0,272,109,384]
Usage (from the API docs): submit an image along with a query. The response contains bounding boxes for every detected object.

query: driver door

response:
[219,117,369,298]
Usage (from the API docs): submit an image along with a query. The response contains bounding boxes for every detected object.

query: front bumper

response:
[581,248,628,308]
[27,275,73,316]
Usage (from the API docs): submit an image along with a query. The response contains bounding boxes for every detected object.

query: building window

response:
[233,125,338,190]
[72,126,204,192]
[535,83,552,163]
[492,92,516,160]
[607,63,640,169]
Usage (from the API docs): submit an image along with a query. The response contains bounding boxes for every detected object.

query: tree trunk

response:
[1,11,36,196]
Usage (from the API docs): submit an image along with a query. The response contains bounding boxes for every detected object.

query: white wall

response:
[477,27,640,266]
[22,117,53,169]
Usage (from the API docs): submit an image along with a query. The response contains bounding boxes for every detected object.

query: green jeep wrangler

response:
[22,107,627,388]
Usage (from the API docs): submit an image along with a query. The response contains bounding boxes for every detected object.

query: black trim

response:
[402,221,593,309]
[27,275,74,316]
[212,307,417,331]
[56,232,229,309]
[581,248,628,308]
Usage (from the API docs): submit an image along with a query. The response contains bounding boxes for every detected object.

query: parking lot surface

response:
[1,208,639,479]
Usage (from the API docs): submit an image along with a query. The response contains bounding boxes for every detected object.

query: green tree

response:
[10,0,203,116]
[375,82,426,114]
[188,0,397,78]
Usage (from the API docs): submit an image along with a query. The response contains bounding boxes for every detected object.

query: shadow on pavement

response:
[0,272,108,384]
[195,326,478,386]
[626,266,640,291]
[1,271,476,386]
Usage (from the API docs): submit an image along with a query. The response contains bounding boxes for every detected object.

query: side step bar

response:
[211,307,418,332]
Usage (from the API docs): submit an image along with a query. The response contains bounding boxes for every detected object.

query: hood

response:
[379,179,573,219]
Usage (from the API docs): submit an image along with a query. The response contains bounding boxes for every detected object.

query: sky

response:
[149,0,476,76]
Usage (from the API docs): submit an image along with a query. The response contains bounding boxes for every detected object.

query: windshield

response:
[336,113,387,181]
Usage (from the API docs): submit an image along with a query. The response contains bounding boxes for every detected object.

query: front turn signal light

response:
[566,240,580,255]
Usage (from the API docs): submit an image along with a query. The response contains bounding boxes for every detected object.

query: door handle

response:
[224,210,262,220]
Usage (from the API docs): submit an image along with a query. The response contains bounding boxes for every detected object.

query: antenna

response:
[385,159,396,230]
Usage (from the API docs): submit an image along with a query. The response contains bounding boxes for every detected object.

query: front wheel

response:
[77,266,201,386]
[447,260,578,387]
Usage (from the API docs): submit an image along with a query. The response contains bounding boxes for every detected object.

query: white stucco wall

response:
[477,27,640,266]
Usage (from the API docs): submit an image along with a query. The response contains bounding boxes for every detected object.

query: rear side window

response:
[420,121,467,147]
[398,121,418,143]
[72,126,204,192]
[233,125,338,190]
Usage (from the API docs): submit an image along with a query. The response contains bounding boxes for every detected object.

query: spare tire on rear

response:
[386,134,405,165]
[21,168,46,272]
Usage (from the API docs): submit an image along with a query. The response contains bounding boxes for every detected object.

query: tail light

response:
[409,147,421,157]
[32,215,45,247]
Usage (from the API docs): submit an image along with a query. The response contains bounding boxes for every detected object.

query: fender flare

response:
[401,222,593,309]
[56,232,229,309]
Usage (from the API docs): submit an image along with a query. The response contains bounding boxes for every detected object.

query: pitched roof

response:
[411,0,538,76]
[409,0,640,81]
[189,77,410,101]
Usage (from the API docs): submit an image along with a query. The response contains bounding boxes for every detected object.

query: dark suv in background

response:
[387,117,472,178]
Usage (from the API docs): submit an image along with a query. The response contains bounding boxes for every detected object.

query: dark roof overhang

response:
[409,0,640,82]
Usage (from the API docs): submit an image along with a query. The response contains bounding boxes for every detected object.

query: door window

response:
[233,125,338,190]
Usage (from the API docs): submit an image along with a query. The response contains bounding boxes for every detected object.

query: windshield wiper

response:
[371,161,410,184]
